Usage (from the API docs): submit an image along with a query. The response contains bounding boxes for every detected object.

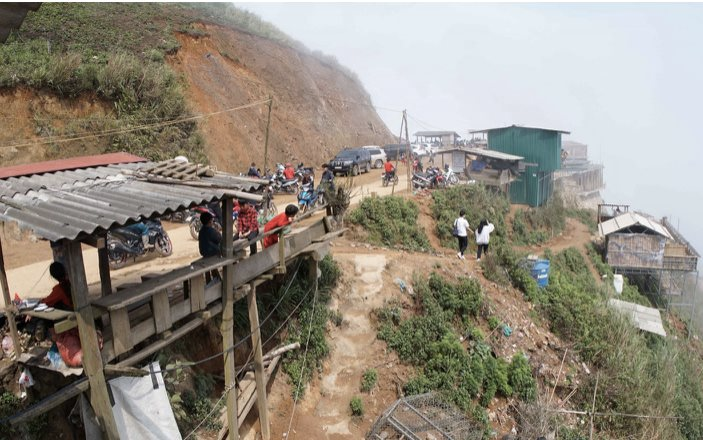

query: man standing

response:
[263,204,299,248]
[237,200,259,255]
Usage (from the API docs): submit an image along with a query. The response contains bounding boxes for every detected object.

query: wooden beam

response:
[190,274,205,312]
[104,365,148,377]
[6,378,90,426]
[64,240,119,440]
[0,238,21,359]
[97,241,112,297]
[247,283,270,439]
[221,197,239,440]
[152,289,171,334]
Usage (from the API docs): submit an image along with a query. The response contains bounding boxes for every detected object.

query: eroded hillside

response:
[0,3,392,172]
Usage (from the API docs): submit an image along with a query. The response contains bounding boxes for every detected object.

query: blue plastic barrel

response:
[530,259,550,288]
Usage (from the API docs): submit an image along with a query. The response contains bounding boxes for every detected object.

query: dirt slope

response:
[170,23,392,173]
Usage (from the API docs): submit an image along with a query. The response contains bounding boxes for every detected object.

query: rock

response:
[426,434,437,440]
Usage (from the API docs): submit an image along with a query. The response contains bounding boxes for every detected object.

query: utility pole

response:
[403,110,412,192]
[392,114,405,196]
[262,95,273,218]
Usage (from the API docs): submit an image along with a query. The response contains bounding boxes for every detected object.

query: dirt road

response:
[1,166,412,305]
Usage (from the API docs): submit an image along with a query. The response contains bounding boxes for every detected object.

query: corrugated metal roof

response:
[414,131,460,137]
[598,212,673,239]
[460,147,524,162]
[469,125,571,135]
[0,152,146,179]
[608,298,666,337]
[0,3,41,43]
[0,161,268,242]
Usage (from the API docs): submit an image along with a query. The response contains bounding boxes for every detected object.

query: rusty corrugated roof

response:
[0,152,147,179]
[0,159,268,242]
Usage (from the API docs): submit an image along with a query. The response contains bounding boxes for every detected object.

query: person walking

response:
[475,219,495,261]
[453,209,471,260]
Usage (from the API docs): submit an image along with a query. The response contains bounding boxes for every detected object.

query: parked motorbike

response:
[412,168,445,190]
[187,206,223,240]
[381,171,399,187]
[297,183,325,213]
[295,163,315,182]
[443,165,459,185]
[107,220,172,270]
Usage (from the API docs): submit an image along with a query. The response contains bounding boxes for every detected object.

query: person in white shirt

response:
[454,209,472,260]
[475,219,495,261]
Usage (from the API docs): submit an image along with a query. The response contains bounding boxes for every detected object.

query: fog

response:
[241,3,702,257]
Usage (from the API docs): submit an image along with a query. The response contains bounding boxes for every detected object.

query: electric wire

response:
[1,98,272,150]
[283,268,319,439]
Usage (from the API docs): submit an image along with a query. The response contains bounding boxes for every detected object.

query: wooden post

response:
[64,240,119,439]
[278,232,286,273]
[0,238,22,358]
[97,236,112,297]
[220,197,239,440]
[308,257,318,287]
[247,282,270,440]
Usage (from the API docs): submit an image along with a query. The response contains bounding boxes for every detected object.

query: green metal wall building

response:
[471,125,570,207]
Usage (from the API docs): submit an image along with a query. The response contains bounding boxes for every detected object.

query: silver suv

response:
[362,145,387,168]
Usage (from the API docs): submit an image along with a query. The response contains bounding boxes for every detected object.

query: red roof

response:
[0,152,147,180]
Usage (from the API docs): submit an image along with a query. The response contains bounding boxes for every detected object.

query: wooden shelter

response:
[0,153,343,439]
[433,146,524,191]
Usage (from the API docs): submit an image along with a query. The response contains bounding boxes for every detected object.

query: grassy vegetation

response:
[431,184,510,250]
[347,195,431,251]
[0,392,48,440]
[375,272,536,434]
[511,193,567,245]
[350,396,364,416]
[279,256,341,400]
[361,368,378,393]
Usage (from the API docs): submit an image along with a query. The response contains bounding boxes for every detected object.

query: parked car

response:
[362,145,387,168]
[329,148,372,176]
[382,143,412,161]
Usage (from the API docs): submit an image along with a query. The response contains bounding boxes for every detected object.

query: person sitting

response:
[283,163,295,180]
[237,200,259,255]
[25,262,73,341]
[263,204,299,249]
[384,158,396,178]
[301,171,314,190]
[247,162,260,178]
[199,211,222,283]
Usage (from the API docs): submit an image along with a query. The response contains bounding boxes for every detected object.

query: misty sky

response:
[241,3,702,255]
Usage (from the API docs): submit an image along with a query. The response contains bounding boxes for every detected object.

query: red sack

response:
[54,328,103,368]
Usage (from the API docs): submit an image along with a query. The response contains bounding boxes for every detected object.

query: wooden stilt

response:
[277,233,286,273]
[97,236,112,297]
[0,238,22,358]
[247,282,270,439]
[220,197,239,440]
[64,240,119,439]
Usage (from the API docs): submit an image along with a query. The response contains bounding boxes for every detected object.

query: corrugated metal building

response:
[470,125,570,207]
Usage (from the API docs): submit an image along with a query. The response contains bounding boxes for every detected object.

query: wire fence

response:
[367,392,484,440]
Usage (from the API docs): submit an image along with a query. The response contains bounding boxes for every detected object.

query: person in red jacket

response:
[283,163,295,180]
[263,204,299,248]
[42,262,73,310]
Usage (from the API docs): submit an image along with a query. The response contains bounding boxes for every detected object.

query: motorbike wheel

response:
[449,175,458,185]
[393,175,399,185]
[108,249,129,270]
[189,218,201,240]
[171,211,188,223]
[155,235,173,257]
[382,177,389,187]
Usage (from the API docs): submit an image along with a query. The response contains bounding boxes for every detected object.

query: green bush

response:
[361,368,378,392]
[487,316,500,330]
[511,194,567,245]
[427,272,483,319]
[508,353,536,402]
[347,196,431,251]
[431,185,510,249]
[350,396,364,416]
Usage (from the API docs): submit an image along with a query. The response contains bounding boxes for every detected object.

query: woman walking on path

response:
[475,219,495,261]
[454,209,471,260]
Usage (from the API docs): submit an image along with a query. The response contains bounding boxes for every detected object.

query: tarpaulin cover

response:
[109,362,182,440]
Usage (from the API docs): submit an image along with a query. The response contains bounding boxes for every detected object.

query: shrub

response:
[350,396,364,416]
[508,353,536,402]
[347,195,431,251]
[427,272,483,319]
[361,368,378,392]
[487,316,500,330]
[511,194,567,245]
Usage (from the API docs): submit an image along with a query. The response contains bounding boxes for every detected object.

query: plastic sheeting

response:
[109,362,182,440]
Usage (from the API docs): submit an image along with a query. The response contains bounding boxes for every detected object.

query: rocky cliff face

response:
[172,24,393,173]
[0,17,392,172]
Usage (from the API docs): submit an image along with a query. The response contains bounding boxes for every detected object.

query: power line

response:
[0,98,272,150]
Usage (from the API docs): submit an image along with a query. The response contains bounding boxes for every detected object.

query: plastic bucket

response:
[530,259,550,288]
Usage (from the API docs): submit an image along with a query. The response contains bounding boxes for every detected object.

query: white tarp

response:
[109,362,182,440]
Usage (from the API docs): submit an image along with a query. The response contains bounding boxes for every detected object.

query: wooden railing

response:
[91,216,339,363]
